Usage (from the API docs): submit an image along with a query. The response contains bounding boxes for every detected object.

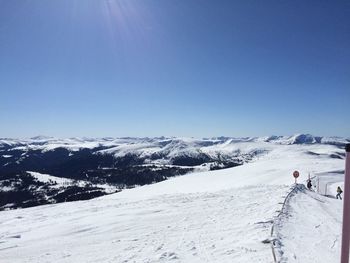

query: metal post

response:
[341,144,350,263]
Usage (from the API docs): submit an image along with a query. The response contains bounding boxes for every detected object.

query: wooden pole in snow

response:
[340,144,350,263]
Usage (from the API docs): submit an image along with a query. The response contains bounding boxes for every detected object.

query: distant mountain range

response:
[0,134,348,210]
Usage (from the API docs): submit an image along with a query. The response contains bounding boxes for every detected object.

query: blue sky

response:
[0,0,349,138]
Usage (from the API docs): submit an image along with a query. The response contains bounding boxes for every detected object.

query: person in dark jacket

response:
[336,186,343,200]
[307,179,312,190]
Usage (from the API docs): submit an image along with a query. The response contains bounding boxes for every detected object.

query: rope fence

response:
[269,184,303,262]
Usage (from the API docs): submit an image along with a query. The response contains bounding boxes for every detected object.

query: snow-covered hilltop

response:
[0,134,347,262]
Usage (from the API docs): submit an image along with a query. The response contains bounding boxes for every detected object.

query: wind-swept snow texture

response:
[0,142,346,262]
[273,185,342,262]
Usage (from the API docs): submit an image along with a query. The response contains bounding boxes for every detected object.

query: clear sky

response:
[0,0,349,138]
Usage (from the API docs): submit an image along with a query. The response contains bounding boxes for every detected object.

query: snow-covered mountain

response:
[1,133,348,151]
[0,134,348,171]
[0,137,347,262]
[0,134,348,210]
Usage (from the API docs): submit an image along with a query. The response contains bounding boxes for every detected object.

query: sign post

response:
[293,170,299,184]
[341,144,350,263]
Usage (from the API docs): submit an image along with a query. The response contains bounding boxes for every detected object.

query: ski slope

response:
[0,143,346,262]
[274,185,343,262]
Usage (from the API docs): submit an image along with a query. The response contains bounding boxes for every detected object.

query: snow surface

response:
[314,172,344,197]
[27,171,118,194]
[0,143,347,262]
[27,171,74,186]
[274,185,343,262]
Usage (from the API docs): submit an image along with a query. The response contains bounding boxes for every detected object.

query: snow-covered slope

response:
[273,185,343,262]
[0,142,346,262]
[27,171,117,193]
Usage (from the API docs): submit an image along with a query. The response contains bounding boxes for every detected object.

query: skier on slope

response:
[307,179,312,190]
[336,186,343,200]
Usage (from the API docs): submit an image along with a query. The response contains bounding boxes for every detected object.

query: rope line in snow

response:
[270,184,303,263]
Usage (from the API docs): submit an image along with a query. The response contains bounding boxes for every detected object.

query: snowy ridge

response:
[0,134,348,170]
[260,134,349,145]
[0,134,348,152]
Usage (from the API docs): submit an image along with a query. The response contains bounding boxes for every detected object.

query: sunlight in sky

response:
[102,0,150,51]
[0,0,349,137]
